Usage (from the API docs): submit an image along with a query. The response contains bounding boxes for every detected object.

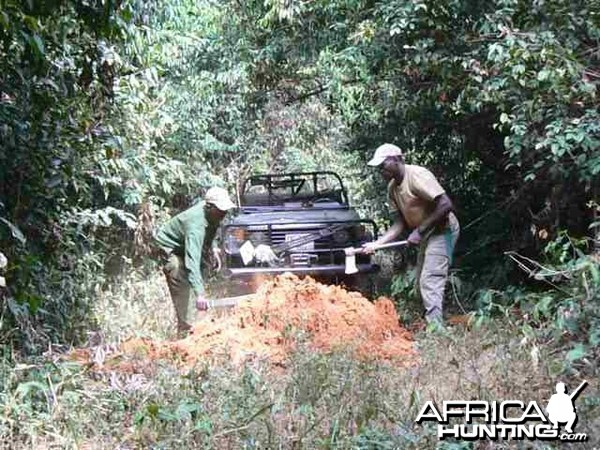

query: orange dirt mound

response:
[89,274,415,370]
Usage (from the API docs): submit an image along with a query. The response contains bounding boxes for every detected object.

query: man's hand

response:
[362,241,379,255]
[195,295,209,311]
[407,228,422,246]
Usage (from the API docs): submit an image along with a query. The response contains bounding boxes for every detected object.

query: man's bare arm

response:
[418,194,454,235]
[363,212,405,253]
[376,219,404,245]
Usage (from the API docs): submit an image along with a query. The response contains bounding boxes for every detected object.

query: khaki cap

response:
[367,143,403,166]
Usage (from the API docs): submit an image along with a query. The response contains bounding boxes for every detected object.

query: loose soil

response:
[78,274,416,370]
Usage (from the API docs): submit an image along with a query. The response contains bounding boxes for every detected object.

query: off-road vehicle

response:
[219,172,378,285]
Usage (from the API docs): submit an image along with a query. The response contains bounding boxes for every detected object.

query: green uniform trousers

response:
[163,254,197,334]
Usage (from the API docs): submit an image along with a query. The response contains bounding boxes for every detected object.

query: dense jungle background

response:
[0,0,598,448]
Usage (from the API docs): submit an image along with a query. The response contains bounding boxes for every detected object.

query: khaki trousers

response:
[415,214,460,323]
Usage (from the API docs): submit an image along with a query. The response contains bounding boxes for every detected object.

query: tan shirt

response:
[387,165,445,229]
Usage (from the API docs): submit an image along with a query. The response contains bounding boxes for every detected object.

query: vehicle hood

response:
[226,207,361,228]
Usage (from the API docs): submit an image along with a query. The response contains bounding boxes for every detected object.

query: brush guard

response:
[221,218,378,274]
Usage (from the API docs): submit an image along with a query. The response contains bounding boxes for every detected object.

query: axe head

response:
[344,247,359,274]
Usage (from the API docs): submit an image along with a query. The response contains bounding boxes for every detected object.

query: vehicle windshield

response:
[242,172,346,206]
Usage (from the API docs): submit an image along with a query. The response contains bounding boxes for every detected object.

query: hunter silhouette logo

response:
[546,381,587,434]
[415,380,589,442]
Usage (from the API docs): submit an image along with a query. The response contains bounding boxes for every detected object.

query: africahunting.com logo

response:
[416,380,588,442]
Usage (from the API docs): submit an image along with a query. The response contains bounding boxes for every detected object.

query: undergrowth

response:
[1,310,598,448]
[1,235,598,449]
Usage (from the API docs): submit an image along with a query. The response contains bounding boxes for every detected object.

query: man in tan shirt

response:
[364,144,460,325]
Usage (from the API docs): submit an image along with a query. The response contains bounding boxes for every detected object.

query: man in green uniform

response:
[364,144,460,325]
[155,187,236,335]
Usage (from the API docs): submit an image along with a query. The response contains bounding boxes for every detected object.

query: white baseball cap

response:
[367,143,403,166]
[205,187,236,211]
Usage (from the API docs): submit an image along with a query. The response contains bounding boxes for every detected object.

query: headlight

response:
[333,229,350,244]
[250,231,268,246]
[354,225,372,242]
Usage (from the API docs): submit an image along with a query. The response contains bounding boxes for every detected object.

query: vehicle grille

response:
[270,229,333,249]
[224,221,376,270]
[270,226,357,266]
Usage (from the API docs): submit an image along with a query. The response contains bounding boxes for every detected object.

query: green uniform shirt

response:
[155,202,208,296]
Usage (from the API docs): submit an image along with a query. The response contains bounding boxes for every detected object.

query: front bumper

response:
[224,263,379,278]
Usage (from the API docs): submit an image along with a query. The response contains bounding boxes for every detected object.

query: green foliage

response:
[0,0,131,349]
[473,232,600,373]
[390,266,422,323]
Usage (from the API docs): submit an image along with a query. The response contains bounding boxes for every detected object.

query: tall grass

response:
[1,266,598,449]
[1,324,598,447]
[91,266,174,343]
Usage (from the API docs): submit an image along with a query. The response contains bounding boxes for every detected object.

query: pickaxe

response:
[344,240,409,274]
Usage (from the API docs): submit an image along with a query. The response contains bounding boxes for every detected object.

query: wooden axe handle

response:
[373,240,409,250]
[345,240,408,255]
